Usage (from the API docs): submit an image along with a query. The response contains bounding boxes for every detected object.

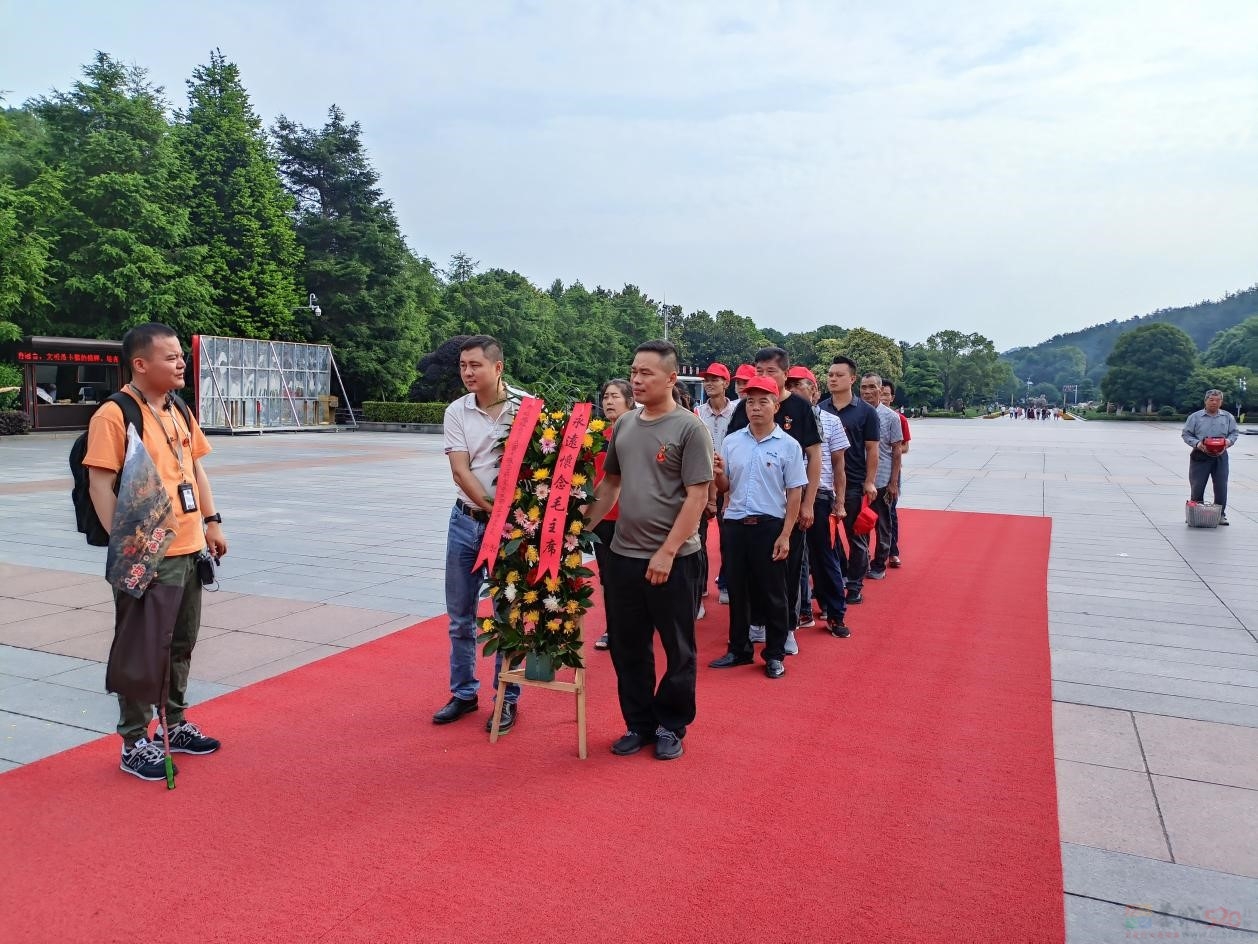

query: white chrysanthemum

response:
[542,595,561,612]
[503,584,518,602]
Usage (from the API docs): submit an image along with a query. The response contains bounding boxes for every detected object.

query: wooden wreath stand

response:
[488,623,587,759]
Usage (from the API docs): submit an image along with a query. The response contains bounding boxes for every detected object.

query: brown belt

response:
[729,515,782,526]
[455,499,488,523]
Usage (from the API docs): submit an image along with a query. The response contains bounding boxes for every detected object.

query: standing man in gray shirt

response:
[858,372,903,579]
[1182,388,1240,525]
[587,340,714,761]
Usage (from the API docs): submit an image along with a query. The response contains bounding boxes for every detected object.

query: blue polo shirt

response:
[721,424,808,520]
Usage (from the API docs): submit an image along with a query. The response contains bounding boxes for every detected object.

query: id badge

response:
[177,482,198,514]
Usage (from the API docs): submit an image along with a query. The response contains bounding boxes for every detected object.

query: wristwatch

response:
[203,513,222,525]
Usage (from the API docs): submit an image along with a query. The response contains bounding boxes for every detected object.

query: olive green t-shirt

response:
[604,405,714,559]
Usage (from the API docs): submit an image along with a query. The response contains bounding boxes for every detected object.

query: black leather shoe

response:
[764,659,785,679]
[486,700,517,733]
[846,589,863,604]
[708,652,754,668]
[611,730,653,755]
[432,696,478,724]
[827,619,851,638]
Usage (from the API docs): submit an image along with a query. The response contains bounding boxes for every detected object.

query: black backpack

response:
[69,392,193,546]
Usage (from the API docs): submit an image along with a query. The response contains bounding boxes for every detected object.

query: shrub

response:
[1157,405,1176,417]
[363,401,447,424]
[0,410,31,436]
[0,363,21,411]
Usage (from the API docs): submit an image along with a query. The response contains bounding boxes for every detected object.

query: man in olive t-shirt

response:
[587,340,713,761]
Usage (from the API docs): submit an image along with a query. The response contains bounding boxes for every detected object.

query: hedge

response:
[0,410,31,436]
[362,401,447,424]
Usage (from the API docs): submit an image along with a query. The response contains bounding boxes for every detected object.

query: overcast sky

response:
[3,1,1256,350]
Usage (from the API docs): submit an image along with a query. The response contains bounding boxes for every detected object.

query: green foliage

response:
[176,51,303,340]
[1178,365,1253,414]
[362,401,446,423]
[1204,315,1258,372]
[1100,323,1197,410]
[0,409,31,435]
[0,362,22,409]
[924,330,1000,408]
[273,106,434,402]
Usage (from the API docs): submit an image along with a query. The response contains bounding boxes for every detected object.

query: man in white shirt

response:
[697,362,738,603]
[434,335,524,731]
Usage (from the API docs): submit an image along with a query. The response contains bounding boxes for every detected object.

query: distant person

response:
[733,364,756,399]
[434,335,524,732]
[591,378,633,650]
[83,323,228,782]
[697,363,737,605]
[1182,388,1239,525]
[881,380,910,568]
[587,340,713,761]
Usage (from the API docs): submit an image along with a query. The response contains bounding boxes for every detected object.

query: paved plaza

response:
[2,418,1256,942]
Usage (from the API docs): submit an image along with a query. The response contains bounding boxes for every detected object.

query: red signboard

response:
[17,351,120,365]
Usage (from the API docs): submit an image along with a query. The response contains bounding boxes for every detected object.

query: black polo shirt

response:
[728,390,821,452]
[819,395,880,493]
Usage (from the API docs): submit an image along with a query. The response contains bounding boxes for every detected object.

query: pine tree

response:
[273,106,434,401]
[176,50,303,339]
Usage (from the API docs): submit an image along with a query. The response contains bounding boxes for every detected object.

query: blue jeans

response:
[445,506,518,704]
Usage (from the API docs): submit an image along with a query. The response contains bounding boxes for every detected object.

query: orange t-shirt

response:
[82,390,213,557]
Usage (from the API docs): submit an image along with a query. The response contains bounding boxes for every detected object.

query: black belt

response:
[728,515,782,526]
[455,498,489,522]
[817,489,835,501]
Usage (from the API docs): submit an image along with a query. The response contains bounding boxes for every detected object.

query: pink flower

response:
[539,439,557,454]
[536,484,550,500]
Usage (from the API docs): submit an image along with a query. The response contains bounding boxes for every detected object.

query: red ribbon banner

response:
[473,396,545,572]
[536,402,593,581]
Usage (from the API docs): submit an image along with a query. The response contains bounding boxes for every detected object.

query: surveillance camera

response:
[313,306,322,318]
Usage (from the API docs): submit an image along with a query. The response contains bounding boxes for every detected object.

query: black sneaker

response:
[654,726,684,761]
[433,695,478,724]
[610,730,653,756]
[797,614,816,628]
[867,568,887,581]
[158,721,220,755]
[486,700,517,733]
[120,737,177,781]
[827,618,851,638]
[846,589,863,604]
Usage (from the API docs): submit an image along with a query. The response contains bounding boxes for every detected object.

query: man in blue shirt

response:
[709,377,808,679]
[1182,389,1240,525]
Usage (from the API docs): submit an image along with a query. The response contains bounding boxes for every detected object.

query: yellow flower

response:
[514,488,523,502]
[541,427,556,441]
[568,520,583,535]
[565,600,580,614]
[523,590,539,604]
[525,609,540,624]
[570,473,587,486]
[544,576,561,592]
[509,528,524,539]
[547,618,562,630]
[564,553,582,569]
[487,586,499,597]
[527,506,540,521]
[506,570,520,585]
[563,619,575,631]
[533,468,549,480]
[509,607,522,624]
[550,411,564,420]
[525,545,539,564]
[583,434,594,449]
[481,618,494,632]
[588,419,606,432]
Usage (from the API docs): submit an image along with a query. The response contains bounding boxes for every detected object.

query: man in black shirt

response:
[728,347,821,645]
[819,356,880,604]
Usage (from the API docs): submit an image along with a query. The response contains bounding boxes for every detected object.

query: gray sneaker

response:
[784,631,799,656]
[654,726,684,760]
[718,589,730,605]
[120,737,177,782]
[749,624,766,643]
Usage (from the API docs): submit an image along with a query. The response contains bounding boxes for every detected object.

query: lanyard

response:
[130,385,189,482]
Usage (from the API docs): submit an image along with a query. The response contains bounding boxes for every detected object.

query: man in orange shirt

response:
[84,323,229,782]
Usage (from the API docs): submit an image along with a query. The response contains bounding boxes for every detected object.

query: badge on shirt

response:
[177,482,198,513]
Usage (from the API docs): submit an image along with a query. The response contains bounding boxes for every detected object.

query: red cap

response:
[700,362,730,382]
[786,366,816,383]
[733,364,757,382]
[742,377,780,397]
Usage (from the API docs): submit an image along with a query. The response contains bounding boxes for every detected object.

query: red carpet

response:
[0,510,1061,943]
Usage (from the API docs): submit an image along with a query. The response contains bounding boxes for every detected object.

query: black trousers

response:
[722,517,791,661]
[1189,452,1229,511]
[803,490,847,620]
[603,549,700,737]
[838,489,871,592]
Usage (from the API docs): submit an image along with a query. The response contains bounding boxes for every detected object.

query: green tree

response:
[840,327,903,383]
[29,53,215,339]
[1100,323,1198,411]
[273,106,434,401]
[1178,365,1253,414]
[176,50,303,339]
[899,344,944,408]
[925,330,999,408]
[1203,315,1258,373]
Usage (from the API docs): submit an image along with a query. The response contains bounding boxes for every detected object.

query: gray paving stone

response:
[0,758,18,774]
[1054,664,1258,707]
[1056,760,1170,860]
[0,645,96,680]
[0,709,102,763]
[0,679,118,733]
[1050,619,1258,655]
[1136,714,1258,790]
[1052,635,1258,673]
[1054,681,1258,728]
[1153,776,1258,879]
[1054,649,1258,690]
[1053,703,1145,772]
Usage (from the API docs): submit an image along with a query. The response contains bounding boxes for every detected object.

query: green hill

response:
[1003,283,1258,382]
